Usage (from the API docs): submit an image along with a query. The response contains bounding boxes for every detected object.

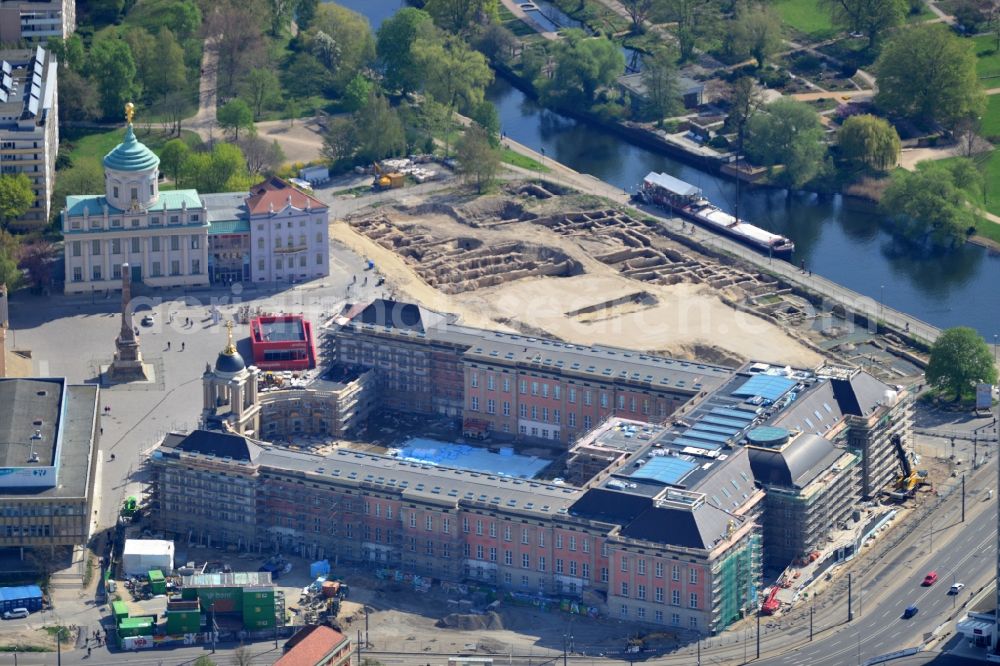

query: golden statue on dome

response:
[125,101,135,124]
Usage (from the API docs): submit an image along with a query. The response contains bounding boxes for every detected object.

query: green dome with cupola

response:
[102,103,159,172]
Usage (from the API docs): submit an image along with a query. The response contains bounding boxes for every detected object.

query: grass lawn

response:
[62,127,201,173]
[501,147,550,172]
[982,94,1000,137]
[905,3,936,22]
[973,35,1000,80]
[773,0,837,40]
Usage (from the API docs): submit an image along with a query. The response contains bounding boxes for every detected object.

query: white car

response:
[140,314,155,327]
[950,583,965,594]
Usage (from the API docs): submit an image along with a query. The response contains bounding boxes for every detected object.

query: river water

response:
[344,1,1000,337]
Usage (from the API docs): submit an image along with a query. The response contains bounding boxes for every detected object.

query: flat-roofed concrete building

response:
[0,0,74,43]
[0,378,99,555]
[0,46,58,231]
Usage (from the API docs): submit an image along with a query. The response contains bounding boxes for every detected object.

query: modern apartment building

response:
[0,0,74,43]
[0,46,57,230]
[0,378,99,554]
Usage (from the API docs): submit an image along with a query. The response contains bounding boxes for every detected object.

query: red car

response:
[922,571,938,586]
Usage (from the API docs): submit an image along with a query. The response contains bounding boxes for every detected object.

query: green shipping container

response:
[117,618,153,638]
[149,570,166,596]
[242,588,275,630]
[165,610,201,635]
[112,601,128,624]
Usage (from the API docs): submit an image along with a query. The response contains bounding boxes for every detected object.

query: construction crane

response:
[888,433,927,500]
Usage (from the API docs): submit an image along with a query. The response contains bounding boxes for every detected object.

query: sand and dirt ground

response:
[331,196,822,367]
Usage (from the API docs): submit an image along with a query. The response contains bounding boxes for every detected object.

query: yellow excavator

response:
[372,162,404,191]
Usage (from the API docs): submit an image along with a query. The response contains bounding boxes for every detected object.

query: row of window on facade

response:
[261,233,323,249]
[71,235,201,257]
[255,254,325,272]
[470,373,662,413]
[72,259,201,282]
[71,212,200,230]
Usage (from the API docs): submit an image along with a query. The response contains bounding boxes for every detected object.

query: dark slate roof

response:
[215,349,246,374]
[832,371,893,417]
[569,488,652,524]
[163,430,260,462]
[748,434,841,489]
[620,505,706,548]
[350,299,445,333]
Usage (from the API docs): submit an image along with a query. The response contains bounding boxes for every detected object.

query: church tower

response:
[201,322,261,435]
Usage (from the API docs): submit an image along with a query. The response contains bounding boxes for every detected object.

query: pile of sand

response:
[435,611,504,631]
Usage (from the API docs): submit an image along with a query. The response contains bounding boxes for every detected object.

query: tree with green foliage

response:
[266,0,296,36]
[821,0,907,48]
[456,125,501,193]
[160,139,191,184]
[311,31,342,70]
[217,99,255,141]
[622,0,654,33]
[880,162,978,249]
[542,30,624,106]
[0,174,35,231]
[145,28,187,103]
[283,53,330,99]
[377,8,434,94]
[469,100,500,146]
[0,230,20,289]
[727,3,783,68]
[322,116,361,165]
[412,34,493,111]
[205,1,269,97]
[181,143,251,192]
[473,23,517,64]
[745,99,827,187]
[296,0,319,30]
[241,68,281,121]
[88,36,142,120]
[662,0,722,62]
[82,0,124,24]
[353,95,407,162]
[343,75,373,113]
[875,24,985,128]
[57,69,100,122]
[423,0,498,34]
[926,327,998,401]
[47,35,85,72]
[192,657,217,666]
[239,136,286,175]
[126,0,202,39]
[308,4,376,91]
[725,76,763,147]
[837,114,900,171]
[641,48,681,124]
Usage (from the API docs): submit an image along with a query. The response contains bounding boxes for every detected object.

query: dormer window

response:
[113,186,119,198]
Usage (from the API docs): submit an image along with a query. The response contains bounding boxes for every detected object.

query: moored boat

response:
[638,172,795,259]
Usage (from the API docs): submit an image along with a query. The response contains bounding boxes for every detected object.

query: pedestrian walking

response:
[100,427,103,435]
[181,342,185,351]
[167,341,171,350]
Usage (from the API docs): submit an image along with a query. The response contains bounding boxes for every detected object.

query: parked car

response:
[950,582,965,594]
[3,608,29,620]
[141,314,155,327]
[922,571,938,586]
[902,605,918,619]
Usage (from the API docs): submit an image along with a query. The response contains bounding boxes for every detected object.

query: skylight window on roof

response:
[804,418,814,428]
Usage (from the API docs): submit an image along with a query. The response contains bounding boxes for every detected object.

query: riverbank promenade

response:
[502,136,943,348]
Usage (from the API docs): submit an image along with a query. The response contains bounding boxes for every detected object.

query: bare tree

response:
[622,0,654,33]
[954,116,992,158]
[231,644,253,666]
[239,136,286,176]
